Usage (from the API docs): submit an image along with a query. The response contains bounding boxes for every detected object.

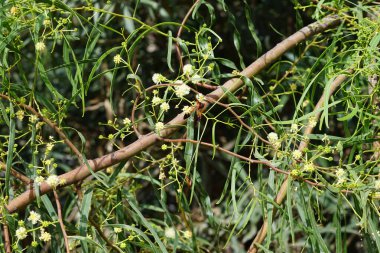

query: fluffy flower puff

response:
[39,230,51,242]
[35,42,46,52]
[191,74,201,84]
[152,73,165,84]
[160,102,170,112]
[16,227,27,240]
[28,211,41,225]
[303,162,315,172]
[182,105,193,114]
[152,96,162,106]
[46,175,60,187]
[183,64,194,76]
[267,132,278,143]
[292,150,302,160]
[155,122,165,132]
[165,227,176,239]
[174,83,191,98]
[113,54,122,64]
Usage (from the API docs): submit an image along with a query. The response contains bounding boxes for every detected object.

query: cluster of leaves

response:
[1,0,380,252]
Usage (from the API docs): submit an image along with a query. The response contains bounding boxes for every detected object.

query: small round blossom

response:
[303,162,315,172]
[35,41,46,52]
[183,230,192,239]
[29,115,38,123]
[374,180,380,190]
[159,171,166,180]
[113,54,122,64]
[123,118,131,125]
[10,6,18,15]
[183,64,194,75]
[120,242,127,249]
[114,227,122,233]
[308,116,317,128]
[152,73,165,84]
[28,211,41,225]
[290,123,298,133]
[39,231,51,242]
[15,227,27,240]
[191,74,201,84]
[46,143,54,152]
[196,93,205,102]
[160,102,170,112]
[43,19,51,26]
[164,227,176,239]
[35,176,45,185]
[292,150,302,160]
[174,84,191,98]
[272,141,281,149]
[336,168,345,178]
[152,96,162,106]
[267,132,278,143]
[46,175,60,187]
[161,144,168,150]
[16,110,24,120]
[155,122,165,132]
[182,105,193,114]
[290,169,301,177]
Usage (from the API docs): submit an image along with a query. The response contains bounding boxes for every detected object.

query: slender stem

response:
[160,137,322,187]
[53,190,70,253]
[175,0,201,69]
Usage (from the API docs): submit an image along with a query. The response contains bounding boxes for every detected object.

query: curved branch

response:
[247,70,353,253]
[175,0,201,68]
[5,14,341,215]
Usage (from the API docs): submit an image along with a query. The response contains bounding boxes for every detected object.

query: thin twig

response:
[175,0,201,69]
[0,94,82,161]
[53,190,70,253]
[160,137,321,187]
[247,70,353,253]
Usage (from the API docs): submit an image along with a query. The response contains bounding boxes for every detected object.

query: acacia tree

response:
[1,0,380,252]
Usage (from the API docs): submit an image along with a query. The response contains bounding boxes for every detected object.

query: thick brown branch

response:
[5,14,341,216]
[3,223,11,253]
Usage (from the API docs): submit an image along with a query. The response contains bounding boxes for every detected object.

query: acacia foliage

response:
[1,0,380,252]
